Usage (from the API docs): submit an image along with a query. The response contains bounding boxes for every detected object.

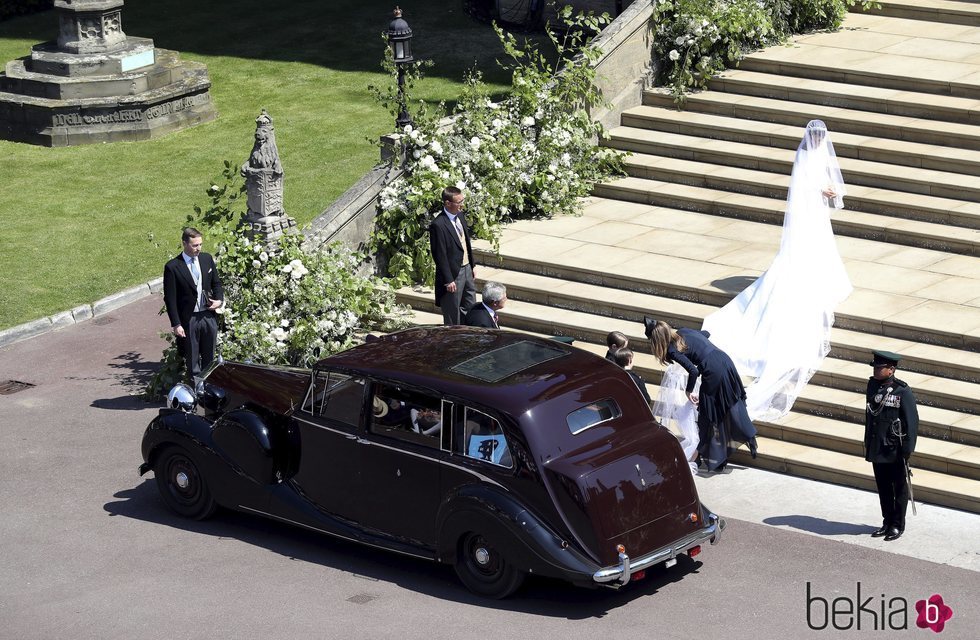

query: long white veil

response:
[702,120,852,422]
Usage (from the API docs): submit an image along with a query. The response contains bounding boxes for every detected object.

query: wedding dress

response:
[701,120,853,422]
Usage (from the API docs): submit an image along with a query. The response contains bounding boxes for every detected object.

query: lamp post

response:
[387,6,414,130]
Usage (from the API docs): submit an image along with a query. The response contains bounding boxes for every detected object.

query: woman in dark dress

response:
[644,317,758,471]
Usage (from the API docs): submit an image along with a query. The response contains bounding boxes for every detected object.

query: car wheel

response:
[454,532,525,599]
[154,445,217,520]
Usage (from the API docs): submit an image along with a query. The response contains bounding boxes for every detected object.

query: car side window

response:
[368,383,443,449]
[459,407,512,468]
[302,370,364,427]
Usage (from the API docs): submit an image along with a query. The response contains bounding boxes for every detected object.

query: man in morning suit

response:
[163,227,224,382]
[429,186,476,325]
[864,350,918,542]
[464,281,506,328]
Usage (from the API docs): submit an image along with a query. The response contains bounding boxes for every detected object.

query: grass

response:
[0,0,522,329]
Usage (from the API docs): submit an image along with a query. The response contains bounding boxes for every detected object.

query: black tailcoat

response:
[163,252,224,331]
[428,212,475,306]
[464,304,496,328]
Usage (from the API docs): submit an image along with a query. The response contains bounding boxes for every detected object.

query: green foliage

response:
[654,0,881,101]
[371,7,626,286]
[146,162,409,397]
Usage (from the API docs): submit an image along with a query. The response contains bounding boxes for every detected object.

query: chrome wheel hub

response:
[474,547,491,566]
[175,471,190,489]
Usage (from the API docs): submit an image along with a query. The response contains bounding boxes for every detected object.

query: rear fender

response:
[437,484,598,584]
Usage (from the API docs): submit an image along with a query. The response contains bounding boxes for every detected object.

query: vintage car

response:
[140,326,723,598]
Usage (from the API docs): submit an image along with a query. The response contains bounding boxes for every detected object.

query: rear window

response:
[566,399,622,435]
[449,340,567,383]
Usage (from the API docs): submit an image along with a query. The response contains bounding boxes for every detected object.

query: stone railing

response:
[588,0,657,133]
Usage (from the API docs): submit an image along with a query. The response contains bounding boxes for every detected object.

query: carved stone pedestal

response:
[241,110,296,244]
[0,0,217,146]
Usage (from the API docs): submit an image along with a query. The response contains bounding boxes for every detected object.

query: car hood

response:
[543,423,702,566]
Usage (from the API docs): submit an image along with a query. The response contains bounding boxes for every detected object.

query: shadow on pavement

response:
[710,275,758,295]
[91,395,156,411]
[105,480,702,616]
[763,514,877,536]
[106,351,161,393]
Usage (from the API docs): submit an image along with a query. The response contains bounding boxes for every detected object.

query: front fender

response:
[140,409,216,474]
[436,483,599,585]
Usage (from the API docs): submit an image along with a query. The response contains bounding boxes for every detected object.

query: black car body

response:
[140,327,723,598]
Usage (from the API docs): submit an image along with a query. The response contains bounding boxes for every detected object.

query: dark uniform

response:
[864,350,918,541]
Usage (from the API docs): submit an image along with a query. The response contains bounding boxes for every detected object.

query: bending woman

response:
[645,317,757,471]
[702,120,852,421]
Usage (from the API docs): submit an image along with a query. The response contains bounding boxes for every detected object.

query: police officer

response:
[865,350,918,542]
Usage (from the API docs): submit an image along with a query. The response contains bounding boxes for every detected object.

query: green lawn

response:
[0,0,517,328]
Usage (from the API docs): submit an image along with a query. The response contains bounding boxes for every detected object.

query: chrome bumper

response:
[592,512,724,586]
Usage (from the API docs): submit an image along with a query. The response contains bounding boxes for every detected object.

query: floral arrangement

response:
[654,0,881,100]
[370,7,625,287]
[146,161,408,398]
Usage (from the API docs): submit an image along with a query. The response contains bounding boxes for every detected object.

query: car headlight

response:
[167,383,197,413]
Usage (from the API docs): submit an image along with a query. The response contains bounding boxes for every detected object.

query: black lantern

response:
[387,6,414,130]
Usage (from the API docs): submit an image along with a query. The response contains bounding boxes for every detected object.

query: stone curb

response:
[0,277,164,350]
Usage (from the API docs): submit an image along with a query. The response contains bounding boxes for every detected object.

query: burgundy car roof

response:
[317,326,627,418]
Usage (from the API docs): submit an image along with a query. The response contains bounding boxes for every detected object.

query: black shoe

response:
[883,528,903,542]
[870,526,889,538]
[748,438,758,459]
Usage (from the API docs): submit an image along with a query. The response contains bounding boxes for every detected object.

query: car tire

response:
[454,532,525,599]
[154,445,217,520]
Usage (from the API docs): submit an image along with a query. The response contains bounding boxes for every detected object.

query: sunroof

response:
[450,340,568,383]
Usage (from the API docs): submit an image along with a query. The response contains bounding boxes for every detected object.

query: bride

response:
[701,119,853,422]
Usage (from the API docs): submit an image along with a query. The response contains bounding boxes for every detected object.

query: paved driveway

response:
[1,296,976,639]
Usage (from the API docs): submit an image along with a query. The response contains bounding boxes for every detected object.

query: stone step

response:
[595,175,980,257]
[449,264,980,412]
[395,287,980,447]
[755,411,980,481]
[735,438,980,514]
[609,123,980,202]
[707,69,980,126]
[624,100,980,178]
[470,207,980,352]
[852,0,980,26]
[611,149,980,231]
[465,251,980,381]
[738,43,980,100]
[642,88,980,151]
[1,49,182,101]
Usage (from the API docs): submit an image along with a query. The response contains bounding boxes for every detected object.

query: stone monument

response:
[0,0,217,146]
[242,110,296,242]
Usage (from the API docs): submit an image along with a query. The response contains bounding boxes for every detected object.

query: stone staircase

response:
[396,3,980,513]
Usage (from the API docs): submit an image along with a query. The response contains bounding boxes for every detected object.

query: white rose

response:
[669,49,680,61]
[469,136,481,150]
[675,35,686,45]
[521,116,535,127]
[259,251,268,262]
[252,259,261,268]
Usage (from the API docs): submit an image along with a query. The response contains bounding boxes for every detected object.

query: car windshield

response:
[449,340,567,383]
